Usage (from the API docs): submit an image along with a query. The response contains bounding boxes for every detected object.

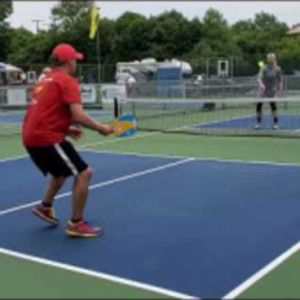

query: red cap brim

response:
[75,52,84,60]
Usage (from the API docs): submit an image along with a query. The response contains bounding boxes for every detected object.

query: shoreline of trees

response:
[1,1,300,77]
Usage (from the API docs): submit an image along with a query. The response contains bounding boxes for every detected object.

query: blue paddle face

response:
[114,115,137,138]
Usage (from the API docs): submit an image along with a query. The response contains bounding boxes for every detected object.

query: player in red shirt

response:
[23,43,113,238]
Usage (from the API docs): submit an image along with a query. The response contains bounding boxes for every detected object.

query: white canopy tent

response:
[0,63,23,73]
[0,63,25,85]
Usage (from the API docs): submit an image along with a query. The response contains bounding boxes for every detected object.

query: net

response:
[0,86,26,136]
[119,96,300,137]
[0,103,113,137]
[0,106,24,136]
[0,85,111,137]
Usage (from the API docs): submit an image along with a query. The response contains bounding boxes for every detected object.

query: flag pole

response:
[96,7,101,84]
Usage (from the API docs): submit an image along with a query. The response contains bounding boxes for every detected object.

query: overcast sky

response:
[8,1,300,33]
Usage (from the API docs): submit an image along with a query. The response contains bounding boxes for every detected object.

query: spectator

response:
[38,67,52,82]
[125,74,136,98]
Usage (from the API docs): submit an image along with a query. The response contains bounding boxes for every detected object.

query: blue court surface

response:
[1,151,300,298]
[198,115,300,130]
[0,113,24,124]
[0,111,112,124]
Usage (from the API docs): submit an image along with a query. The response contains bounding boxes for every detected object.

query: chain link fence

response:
[2,57,300,100]
[130,75,300,99]
[8,64,116,84]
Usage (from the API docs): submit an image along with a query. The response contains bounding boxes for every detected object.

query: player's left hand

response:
[68,126,83,140]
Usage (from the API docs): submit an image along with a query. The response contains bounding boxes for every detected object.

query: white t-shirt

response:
[126,76,136,87]
[38,74,46,82]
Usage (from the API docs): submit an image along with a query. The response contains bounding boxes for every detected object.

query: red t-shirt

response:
[22,69,81,147]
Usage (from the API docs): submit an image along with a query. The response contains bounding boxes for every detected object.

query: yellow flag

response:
[89,4,99,40]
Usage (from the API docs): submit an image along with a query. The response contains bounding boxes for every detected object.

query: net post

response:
[114,97,119,118]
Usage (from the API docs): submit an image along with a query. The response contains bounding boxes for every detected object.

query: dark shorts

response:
[256,93,277,112]
[26,140,88,178]
[256,101,277,112]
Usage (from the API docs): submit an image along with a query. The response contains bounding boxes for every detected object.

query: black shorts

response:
[26,140,88,178]
[256,93,277,112]
[256,101,277,112]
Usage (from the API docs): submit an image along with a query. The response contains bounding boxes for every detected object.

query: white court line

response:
[197,114,255,128]
[2,146,300,169]
[81,148,300,168]
[2,123,300,167]
[0,157,196,299]
[0,132,158,164]
[0,158,193,217]
[2,131,300,298]
[0,155,28,164]
[223,240,300,299]
[0,247,197,299]
[84,149,300,296]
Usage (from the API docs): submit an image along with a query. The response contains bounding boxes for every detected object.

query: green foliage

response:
[0,23,11,61]
[148,11,199,60]
[233,13,288,59]
[51,0,94,32]
[186,9,240,70]
[0,0,12,61]
[202,8,229,41]
[4,2,300,76]
[7,27,34,64]
[114,12,150,61]
[276,37,300,73]
[231,12,291,75]
[0,0,12,23]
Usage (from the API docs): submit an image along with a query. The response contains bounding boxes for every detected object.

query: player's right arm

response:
[257,68,266,92]
[60,75,113,136]
[70,104,113,136]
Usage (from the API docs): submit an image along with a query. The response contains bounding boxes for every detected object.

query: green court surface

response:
[0,251,169,299]
[1,130,300,299]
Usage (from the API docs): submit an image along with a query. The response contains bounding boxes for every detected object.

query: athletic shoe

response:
[66,220,103,238]
[273,124,279,130]
[254,123,261,130]
[33,204,59,225]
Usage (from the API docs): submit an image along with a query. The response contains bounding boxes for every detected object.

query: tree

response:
[148,10,199,60]
[187,8,240,73]
[254,12,288,35]
[3,5,295,77]
[231,13,289,75]
[48,1,117,65]
[202,8,229,40]
[114,12,151,61]
[0,0,13,61]
[276,37,300,74]
[0,0,12,22]
[51,0,94,32]
[254,12,288,56]
[232,20,257,54]
[233,13,288,59]
[7,27,34,64]
[188,18,203,48]
[0,23,10,61]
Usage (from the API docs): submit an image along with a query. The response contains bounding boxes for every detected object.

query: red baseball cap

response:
[52,43,84,62]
